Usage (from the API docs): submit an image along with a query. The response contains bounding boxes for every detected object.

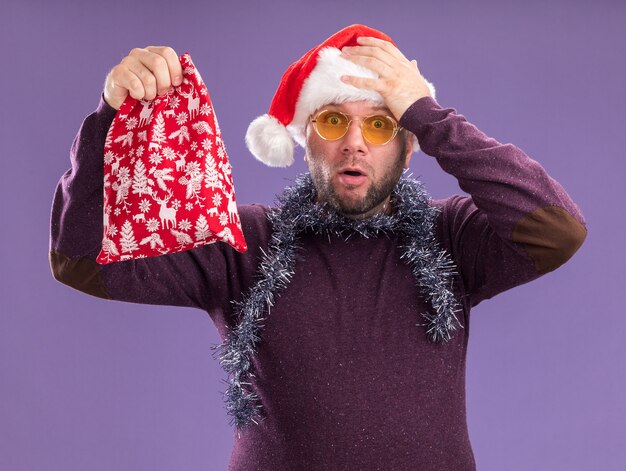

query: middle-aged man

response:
[50,24,587,470]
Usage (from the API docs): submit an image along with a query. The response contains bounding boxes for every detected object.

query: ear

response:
[303,123,311,163]
[403,131,414,169]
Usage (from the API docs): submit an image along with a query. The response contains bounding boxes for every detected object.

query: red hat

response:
[245,24,436,167]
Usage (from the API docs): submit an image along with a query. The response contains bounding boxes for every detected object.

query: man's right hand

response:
[103,46,184,110]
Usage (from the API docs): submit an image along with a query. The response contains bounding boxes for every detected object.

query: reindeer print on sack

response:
[152,190,178,230]
[97,52,247,264]
[179,78,200,119]
[138,100,154,127]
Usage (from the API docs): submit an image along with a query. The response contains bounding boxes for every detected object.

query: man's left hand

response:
[340,36,433,120]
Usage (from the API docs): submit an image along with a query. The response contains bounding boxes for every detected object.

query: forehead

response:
[316,100,392,116]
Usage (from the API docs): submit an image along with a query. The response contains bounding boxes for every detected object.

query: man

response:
[50,24,586,470]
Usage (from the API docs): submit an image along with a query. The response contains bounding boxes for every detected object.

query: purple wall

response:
[2,0,624,469]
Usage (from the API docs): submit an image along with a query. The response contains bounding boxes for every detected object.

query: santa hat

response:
[245,24,436,167]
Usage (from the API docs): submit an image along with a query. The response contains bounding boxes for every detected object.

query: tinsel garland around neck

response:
[211,173,462,435]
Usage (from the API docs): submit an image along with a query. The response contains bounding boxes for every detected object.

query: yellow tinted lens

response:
[314,111,349,140]
[363,115,396,144]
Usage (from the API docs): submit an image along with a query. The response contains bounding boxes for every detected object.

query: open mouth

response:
[337,169,367,187]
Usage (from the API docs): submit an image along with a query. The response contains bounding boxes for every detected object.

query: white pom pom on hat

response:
[246,114,295,167]
[245,24,436,167]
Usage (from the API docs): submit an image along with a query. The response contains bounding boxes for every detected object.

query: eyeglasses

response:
[310,109,400,145]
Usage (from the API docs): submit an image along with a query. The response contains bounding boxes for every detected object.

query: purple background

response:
[2,0,624,469]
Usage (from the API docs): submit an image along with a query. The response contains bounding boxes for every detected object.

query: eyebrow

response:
[324,102,392,114]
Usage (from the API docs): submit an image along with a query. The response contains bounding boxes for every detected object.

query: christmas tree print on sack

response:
[97,53,248,264]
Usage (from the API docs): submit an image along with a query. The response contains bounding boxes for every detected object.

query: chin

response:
[333,195,384,218]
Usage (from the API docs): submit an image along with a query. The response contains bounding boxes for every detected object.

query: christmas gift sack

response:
[96,53,248,264]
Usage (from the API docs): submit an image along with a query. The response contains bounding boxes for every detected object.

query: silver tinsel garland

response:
[211,173,462,436]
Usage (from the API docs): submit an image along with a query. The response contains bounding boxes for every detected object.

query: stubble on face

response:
[305,133,408,219]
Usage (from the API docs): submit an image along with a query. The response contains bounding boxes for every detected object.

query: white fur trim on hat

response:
[245,114,295,167]
[287,47,386,148]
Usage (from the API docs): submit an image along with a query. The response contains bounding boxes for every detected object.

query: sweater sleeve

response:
[400,96,587,307]
[49,95,270,318]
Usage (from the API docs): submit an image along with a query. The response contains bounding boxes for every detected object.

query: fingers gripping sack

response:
[97,53,248,264]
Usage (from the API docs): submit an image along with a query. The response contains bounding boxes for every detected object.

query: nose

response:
[341,119,367,155]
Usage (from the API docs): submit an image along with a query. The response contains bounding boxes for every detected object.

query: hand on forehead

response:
[339,36,433,120]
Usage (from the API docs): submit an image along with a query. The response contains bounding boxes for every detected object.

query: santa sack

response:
[97,53,247,264]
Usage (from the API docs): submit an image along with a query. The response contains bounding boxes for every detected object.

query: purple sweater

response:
[50,95,586,470]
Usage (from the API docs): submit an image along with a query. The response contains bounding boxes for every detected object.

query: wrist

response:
[389,92,431,121]
[97,93,119,124]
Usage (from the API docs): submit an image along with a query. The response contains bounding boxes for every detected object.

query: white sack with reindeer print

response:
[96,52,248,264]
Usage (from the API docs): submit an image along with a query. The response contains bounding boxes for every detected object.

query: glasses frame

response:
[310,109,401,146]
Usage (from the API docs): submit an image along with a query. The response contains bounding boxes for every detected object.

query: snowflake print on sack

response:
[138,198,152,213]
[97,52,247,264]
[218,211,228,227]
[126,117,138,130]
[178,219,192,231]
[104,151,116,165]
[176,112,189,125]
[148,152,163,166]
[163,147,177,161]
[146,218,160,232]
